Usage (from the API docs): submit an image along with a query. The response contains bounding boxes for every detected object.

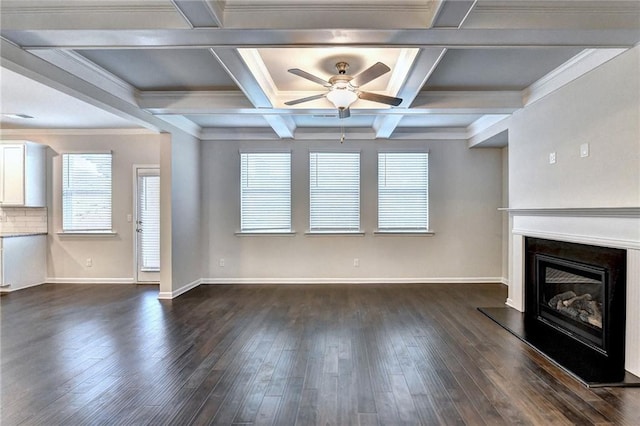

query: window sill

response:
[57,230,118,237]
[305,231,365,236]
[235,231,297,236]
[374,230,435,236]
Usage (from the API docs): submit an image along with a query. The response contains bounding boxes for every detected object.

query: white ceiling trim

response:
[5,28,639,49]
[522,48,628,106]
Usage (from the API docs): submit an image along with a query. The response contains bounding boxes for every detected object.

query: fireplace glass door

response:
[536,255,606,351]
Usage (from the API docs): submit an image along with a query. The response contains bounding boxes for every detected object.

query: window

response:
[62,153,113,232]
[309,152,360,232]
[378,152,429,231]
[240,152,291,232]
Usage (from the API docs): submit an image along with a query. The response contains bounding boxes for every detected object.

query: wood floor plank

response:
[3,283,640,426]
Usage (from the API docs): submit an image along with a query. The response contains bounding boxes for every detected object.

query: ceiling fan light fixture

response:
[326,87,358,110]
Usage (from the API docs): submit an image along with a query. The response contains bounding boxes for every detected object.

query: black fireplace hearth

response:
[524,237,627,383]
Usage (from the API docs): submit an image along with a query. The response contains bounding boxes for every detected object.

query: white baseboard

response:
[158,278,201,299]
[45,277,135,284]
[200,277,504,285]
[500,277,510,285]
[505,298,524,312]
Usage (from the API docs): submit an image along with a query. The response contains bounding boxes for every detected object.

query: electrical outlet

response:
[219,258,225,267]
[549,152,557,164]
[353,258,359,267]
[86,258,92,267]
[127,214,132,223]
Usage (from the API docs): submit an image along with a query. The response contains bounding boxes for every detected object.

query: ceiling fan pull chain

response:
[340,125,345,144]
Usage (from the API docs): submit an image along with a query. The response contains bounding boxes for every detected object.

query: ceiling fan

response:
[284,61,403,119]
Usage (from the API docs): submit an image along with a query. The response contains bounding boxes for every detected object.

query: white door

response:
[135,167,160,282]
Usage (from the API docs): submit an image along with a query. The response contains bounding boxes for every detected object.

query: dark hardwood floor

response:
[2,283,640,425]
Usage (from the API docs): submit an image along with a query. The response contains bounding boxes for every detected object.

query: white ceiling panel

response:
[258,47,409,92]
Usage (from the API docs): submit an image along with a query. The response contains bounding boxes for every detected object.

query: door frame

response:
[133,164,160,283]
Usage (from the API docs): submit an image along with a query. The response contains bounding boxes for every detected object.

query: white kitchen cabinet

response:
[0,234,47,292]
[0,141,46,207]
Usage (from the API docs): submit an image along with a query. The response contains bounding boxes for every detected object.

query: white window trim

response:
[309,151,361,233]
[377,151,430,233]
[239,151,292,234]
[60,151,114,234]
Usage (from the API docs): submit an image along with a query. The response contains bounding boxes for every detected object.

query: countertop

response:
[0,232,48,238]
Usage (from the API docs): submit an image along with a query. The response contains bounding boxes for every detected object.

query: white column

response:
[507,233,525,311]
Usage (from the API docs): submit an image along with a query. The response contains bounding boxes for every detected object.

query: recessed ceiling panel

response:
[257,48,409,92]
[399,114,484,128]
[425,48,584,91]
[78,49,237,91]
[185,115,271,128]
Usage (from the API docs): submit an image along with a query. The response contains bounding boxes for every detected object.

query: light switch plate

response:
[549,152,557,164]
[580,143,590,158]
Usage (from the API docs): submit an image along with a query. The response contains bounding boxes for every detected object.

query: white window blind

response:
[310,152,360,231]
[62,153,112,232]
[378,152,429,231]
[240,152,291,232]
[138,174,160,271]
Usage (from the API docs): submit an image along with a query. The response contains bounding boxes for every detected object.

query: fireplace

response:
[524,237,627,383]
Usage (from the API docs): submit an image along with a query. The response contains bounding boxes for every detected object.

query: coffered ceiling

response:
[1,1,639,144]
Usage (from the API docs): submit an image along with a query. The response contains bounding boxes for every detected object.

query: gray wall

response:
[161,131,202,295]
[509,46,640,209]
[201,138,504,282]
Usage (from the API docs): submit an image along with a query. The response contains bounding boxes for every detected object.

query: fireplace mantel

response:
[507,206,640,377]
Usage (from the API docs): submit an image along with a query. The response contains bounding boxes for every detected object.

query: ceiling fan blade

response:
[338,108,351,119]
[284,93,327,106]
[358,91,403,107]
[288,68,332,87]
[350,62,391,87]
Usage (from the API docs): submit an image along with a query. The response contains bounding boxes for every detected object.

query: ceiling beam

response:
[171,0,223,28]
[209,48,272,108]
[138,91,254,113]
[373,47,447,138]
[137,90,523,115]
[263,115,296,139]
[4,28,639,50]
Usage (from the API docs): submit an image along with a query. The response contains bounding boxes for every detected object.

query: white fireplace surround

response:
[507,207,640,378]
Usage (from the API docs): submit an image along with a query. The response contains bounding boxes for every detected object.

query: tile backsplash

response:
[0,207,48,235]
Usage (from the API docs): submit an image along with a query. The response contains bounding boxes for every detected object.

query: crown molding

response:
[474,3,640,15]
[224,2,434,13]
[522,48,627,106]
[0,128,155,136]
